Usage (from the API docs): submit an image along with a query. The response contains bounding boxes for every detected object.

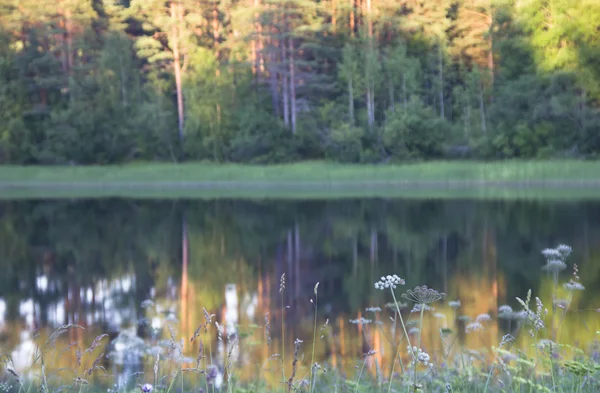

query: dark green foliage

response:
[0,0,598,164]
[383,98,450,160]
[325,123,365,163]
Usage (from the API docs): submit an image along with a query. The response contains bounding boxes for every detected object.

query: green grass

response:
[2,160,600,199]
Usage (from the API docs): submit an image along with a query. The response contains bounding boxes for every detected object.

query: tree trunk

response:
[269,48,280,116]
[332,0,336,31]
[282,39,290,127]
[366,0,374,128]
[479,79,487,134]
[171,2,185,145]
[348,78,354,123]
[402,73,407,110]
[289,36,297,134]
[350,0,355,36]
[388,72,395,111]
[438,40,444,119]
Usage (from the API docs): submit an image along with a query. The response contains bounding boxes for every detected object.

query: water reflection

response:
[0,198,599,388]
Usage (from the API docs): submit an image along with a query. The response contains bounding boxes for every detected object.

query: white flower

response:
[476,313,492,323]
[374,274,405,290]
[542,259,567,272]
[542,248,561,259]
[141,384,153,393]
[557,244,572,258]
[498,305,513,314]
[417,351,430,364]
[349,318,372,325]
[564,280,585,291]
[448,300,461,309]
[466,321,483,333]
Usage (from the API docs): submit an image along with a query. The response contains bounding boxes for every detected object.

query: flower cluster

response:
[349,318,372,325]
[476,313,492,323]
[374,275,405,290]
[408,346,433,368]
[448,300,461,309]
[466,321,484,333]
[140,384,153,393]
[402,285,446,305]
[541,244,572,272]
[498,305,513,318]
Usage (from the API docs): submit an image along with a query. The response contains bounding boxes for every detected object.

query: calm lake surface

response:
[1,197,599,388]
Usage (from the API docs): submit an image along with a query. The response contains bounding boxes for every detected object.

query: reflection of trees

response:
[1,198,600,378]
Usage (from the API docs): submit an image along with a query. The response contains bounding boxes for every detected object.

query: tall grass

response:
[1,244,599,393]
[2,160,600,184]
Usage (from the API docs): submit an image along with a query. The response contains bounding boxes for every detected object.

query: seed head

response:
[402,285,446,305]
[280,274,286,294]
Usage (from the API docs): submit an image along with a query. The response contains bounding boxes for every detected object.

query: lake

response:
[1,197,599,390]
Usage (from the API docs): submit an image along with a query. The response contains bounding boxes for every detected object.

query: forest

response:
[0,0,599,165]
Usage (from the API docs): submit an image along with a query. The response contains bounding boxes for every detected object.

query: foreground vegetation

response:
[1,244,599,393]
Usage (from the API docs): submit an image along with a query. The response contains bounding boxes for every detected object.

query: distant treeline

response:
[0,0,599,164]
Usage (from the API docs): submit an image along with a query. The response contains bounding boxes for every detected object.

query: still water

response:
[0,198,599,388]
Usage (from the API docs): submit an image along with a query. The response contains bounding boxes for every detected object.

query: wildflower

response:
[476,313,492,323]
[402,285,446,305]
[349,318,372,325]
[513,310,529,321]
[365,306,382,312]
[141,300,154,309]
[408,327,420,335]
[538,339,557,350]
[457,315,471,322]
[564,280,585,291]
[407,346,432,368]
[498,305,513,319]
[140,384,153,393]
[417,351,430,364]
[554,298,569,309]
[542,248,561,259]
[374,275,405,290]
[542,259,567,272]
[448,300,461,309]
[433,313,446,320]
[466,321,483,333]
[557,244,572,258]
[411,304,434,313]
[385,301,407,310]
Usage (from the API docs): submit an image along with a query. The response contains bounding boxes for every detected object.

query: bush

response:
[382,97,451,160]
[324,123,365,163]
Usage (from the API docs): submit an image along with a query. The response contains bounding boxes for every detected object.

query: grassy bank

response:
[2,160,600,199]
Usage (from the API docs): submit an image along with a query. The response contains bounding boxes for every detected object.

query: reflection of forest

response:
[1,199,600,384]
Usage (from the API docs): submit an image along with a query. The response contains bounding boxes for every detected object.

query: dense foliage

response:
[0,0,599,164]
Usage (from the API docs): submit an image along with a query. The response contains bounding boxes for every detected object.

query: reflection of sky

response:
[0,298,5,327]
